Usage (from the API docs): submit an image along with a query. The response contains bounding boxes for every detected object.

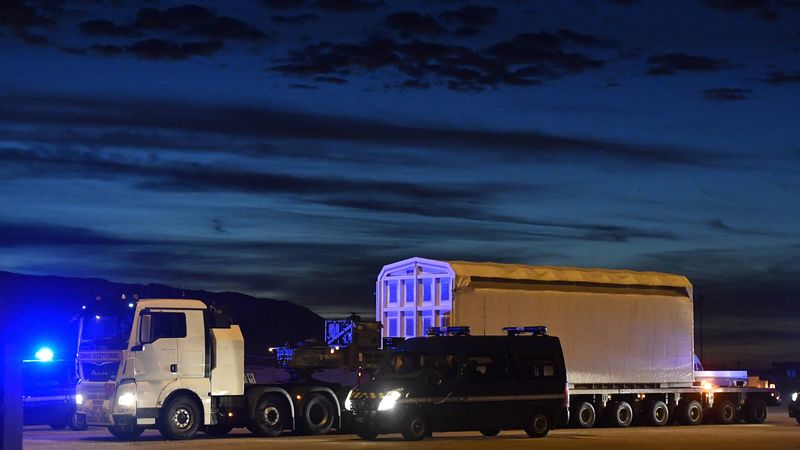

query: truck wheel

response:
[743,399,767,424]
[712,399,737,424]
[204,423,234,436]
[299,393,335,435]
[524,410,550,438]
[677,400,703,425]
[608,401,633,427]
[645,400,669,427]
[159,395,201,440]
[401,411,429,441]
[355,425,379,440]
[250,394,286,437]
[107,424,146,440]
[68,407,88,431]
[480,429,500,436]
[572,401,596,428]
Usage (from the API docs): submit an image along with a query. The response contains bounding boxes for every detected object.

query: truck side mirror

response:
[139,314,152,344]
[130,344,143,352]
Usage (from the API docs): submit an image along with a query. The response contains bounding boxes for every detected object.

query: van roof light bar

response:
[503,326,548,336]
[427,326,471,337]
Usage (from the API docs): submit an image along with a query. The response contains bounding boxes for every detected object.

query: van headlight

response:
[377,390,402,411]
[792,392,798,402]
[344,389,353,411]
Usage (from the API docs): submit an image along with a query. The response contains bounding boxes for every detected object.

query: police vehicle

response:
[23,348,86,431]
[344,326,569,440]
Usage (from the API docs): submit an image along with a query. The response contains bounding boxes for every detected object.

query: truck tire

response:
[645,400,669,427]
[479,428,500,436]
[249,394,286,437]
[572,401,596,428]
[524,410,550,438]
[743,399,767,424]
[107,424,146,440]
[608,401,633,427]
[401,411,429,441]
[299,393,335,435]
[712,399,737,424]
[159,395,202,440]
[677,400,703,425]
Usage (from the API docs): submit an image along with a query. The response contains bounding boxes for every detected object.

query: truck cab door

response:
[132,311,187,408]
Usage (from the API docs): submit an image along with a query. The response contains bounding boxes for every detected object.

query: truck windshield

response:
[79,314,133,350]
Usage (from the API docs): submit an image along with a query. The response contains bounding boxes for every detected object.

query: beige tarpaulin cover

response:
[447,260,692,296]
[445,260,695,386]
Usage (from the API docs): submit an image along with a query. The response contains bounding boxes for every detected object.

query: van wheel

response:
[68,408,88,431]
[480,429,500,436]
[204,423,234,436]
[677,400,704,425]
[299,393,335,435]
[524,411,550,438]
[250,394,286,437]
[355,425,379,440]
[712,400,737,424]
[743,399,767,424]
[401,412,429,441]
[107,424,145,440]
[572,401,596,428]
[159,395,201,440]
[646,400,669,426]
[48,421,67,430]
[609,401,633,427]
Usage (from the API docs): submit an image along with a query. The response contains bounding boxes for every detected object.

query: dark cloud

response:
[79,19,139,38]
[705,218,779,236]
[762,70,800,85]
[132,4,268,41]
[704,0,779,19]
[702,87,753,101]
[0,222,132,248]
[646,53,729,75]
[269,13,318,25]
[0,93,719,167]
[260,0,381,12]
[438,5,498,28]
[314,75,348,84]
[126,38,223,60]
[261,0,308,9]
[385,11,446,35]
[273,30,611,91]
[0,0,52,28]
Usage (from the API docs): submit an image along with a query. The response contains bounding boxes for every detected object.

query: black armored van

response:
[345,326,569,440]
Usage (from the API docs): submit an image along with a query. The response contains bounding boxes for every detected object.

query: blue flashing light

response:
[503,326,548,336]
[35,347,54,362]
[81,305,87,310]
[128,303,134,308]
[95,315,101,320]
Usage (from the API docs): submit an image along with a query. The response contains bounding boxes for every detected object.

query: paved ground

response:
[24,408,800,450]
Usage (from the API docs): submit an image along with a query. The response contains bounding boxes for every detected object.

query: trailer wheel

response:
[712,399,737,424]
[677,399,703,425]
[159,395,201,440]
[743,399,767,424]
[299,393,335,435]
[608,401,633,427]
[524,410,550,438]
[571,401,596,428]
[107,424,145,440]
[480,428,500,436]
[250,394,286,437]
[401,411,429,441]
[645,400,669,427]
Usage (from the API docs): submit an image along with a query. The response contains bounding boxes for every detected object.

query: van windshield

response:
[376,352,462,385]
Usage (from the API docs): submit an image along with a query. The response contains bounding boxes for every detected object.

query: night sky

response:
[1,0,798,368]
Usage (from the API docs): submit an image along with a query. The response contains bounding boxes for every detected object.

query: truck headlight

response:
[117,392,136,407]
[792,392,798,402]
[344,389,353,411]
[377,390,401,411]
[75,394,84,405]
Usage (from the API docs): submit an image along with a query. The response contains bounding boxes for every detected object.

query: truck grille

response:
[81,361,119,382]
